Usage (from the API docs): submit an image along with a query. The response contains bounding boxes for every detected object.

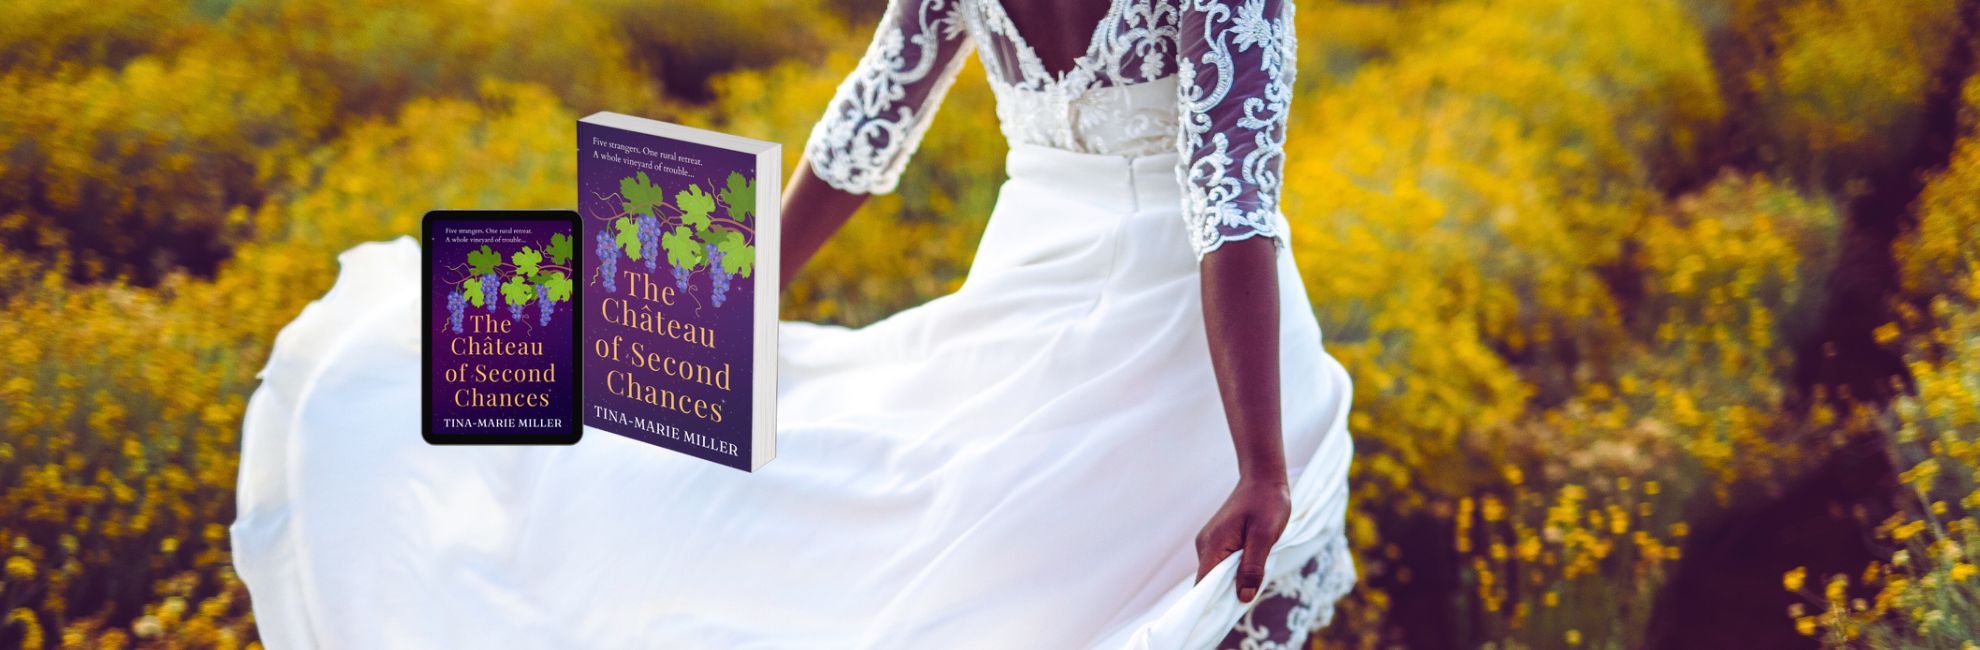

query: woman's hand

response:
[1194,236,1288,603]
[1195,476,1291,603]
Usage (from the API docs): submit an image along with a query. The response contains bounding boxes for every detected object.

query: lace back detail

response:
[804,0,1300,258]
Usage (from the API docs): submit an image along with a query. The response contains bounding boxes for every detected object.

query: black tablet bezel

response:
[421,209,584,445]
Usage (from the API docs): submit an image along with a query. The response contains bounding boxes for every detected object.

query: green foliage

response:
[713,230,755,278]
[614,217,642,260]
[676,184,717,232]
[620,171,666,217]
[500,274,535,306]
[546,233,573,266]
[662,225,705,270]
[466,245,502,276]
[540,271,573,303]
[463,277,485,307]
[720,170,757,222]
[512,247,543,277]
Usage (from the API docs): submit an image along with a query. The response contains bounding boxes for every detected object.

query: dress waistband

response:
[1004,143,1182,216]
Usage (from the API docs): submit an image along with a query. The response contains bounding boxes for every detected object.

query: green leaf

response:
[717,236,755,278]
[546,233,572,266]
[512,247,543,276]
[676,184,715,232]
[466,245,501,276]
[462,279,484,308]
[719,171,755,223]
[615,217,642,261]
[501,275,535,307]
[662,225,704,270]
[541,271,572,303]
[620,172,666,217]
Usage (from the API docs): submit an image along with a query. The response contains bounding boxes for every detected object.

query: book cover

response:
[422,211,582,444]
[577,112,780,471]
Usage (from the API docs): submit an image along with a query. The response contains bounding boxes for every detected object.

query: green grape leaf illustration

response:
[677,184,715,232]
[462,279,484,308]
[501,275,535,306]
[513,246,543,276]
[716,233,755,278]
[546,232,572,266]
[541,271,573,303]
[615,216,642,260]
[621,171,666,217]
[467,245,501,276]
[719,171,755,223]
[662,225,704,270]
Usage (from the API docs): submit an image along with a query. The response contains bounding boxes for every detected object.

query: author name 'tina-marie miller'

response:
[590,405,740,458]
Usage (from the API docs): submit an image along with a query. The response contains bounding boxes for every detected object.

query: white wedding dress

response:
[229,0,1357,648]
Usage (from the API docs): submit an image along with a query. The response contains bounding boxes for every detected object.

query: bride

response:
[229,0,1357,648]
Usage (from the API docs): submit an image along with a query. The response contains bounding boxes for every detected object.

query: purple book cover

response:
[426,216,580,441]
[578,112,781,471]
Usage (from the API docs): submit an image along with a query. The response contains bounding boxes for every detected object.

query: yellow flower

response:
[1951,563,1977,582]
[1795,616,1817,636]
[1783,566,1807,592]
[1565,629,1582,646]
[1873,322,1901,344]
[4,557,33,580]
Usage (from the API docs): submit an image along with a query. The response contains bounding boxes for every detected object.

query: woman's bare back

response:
[990,0,1113,76]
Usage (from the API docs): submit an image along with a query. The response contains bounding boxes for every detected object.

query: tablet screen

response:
[422,210,583,444]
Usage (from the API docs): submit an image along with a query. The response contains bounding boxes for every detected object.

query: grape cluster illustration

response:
[594,170,758,309]
[448,232,575,332]
[446,290,467,333]
[637,214,661,272]
[536,283,553,326]
[594,229,618,293]
[479,273,498,313]
[705,242,730,307]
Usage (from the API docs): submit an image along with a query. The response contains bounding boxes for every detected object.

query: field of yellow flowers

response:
[0,0,1976,647]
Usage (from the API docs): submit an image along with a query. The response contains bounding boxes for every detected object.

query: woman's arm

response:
[1191,237,1289,604]
[779,160,869,290]
[784,0,973,287]
[1177,0,1301,603]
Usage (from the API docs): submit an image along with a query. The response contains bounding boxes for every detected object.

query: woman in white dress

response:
[229,0,1357,648]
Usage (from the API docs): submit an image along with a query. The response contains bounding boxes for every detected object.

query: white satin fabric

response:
[231,144,1355,649]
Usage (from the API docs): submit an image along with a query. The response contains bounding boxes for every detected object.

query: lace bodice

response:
[804,0,1297,259]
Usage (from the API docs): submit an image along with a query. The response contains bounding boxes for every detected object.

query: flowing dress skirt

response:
[230,143,1357,649]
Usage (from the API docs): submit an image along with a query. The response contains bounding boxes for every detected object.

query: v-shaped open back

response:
[966,0,1175,92]
[975,0,1119,85]
[806,0,1301,259]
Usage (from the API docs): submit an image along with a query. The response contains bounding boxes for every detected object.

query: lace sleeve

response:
[1176,0,1298,259]
[803,0,974,195]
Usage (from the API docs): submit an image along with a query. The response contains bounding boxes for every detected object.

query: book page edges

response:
[750,145,781,472]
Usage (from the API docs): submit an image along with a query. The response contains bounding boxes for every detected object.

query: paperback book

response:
[578,112,780,471]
